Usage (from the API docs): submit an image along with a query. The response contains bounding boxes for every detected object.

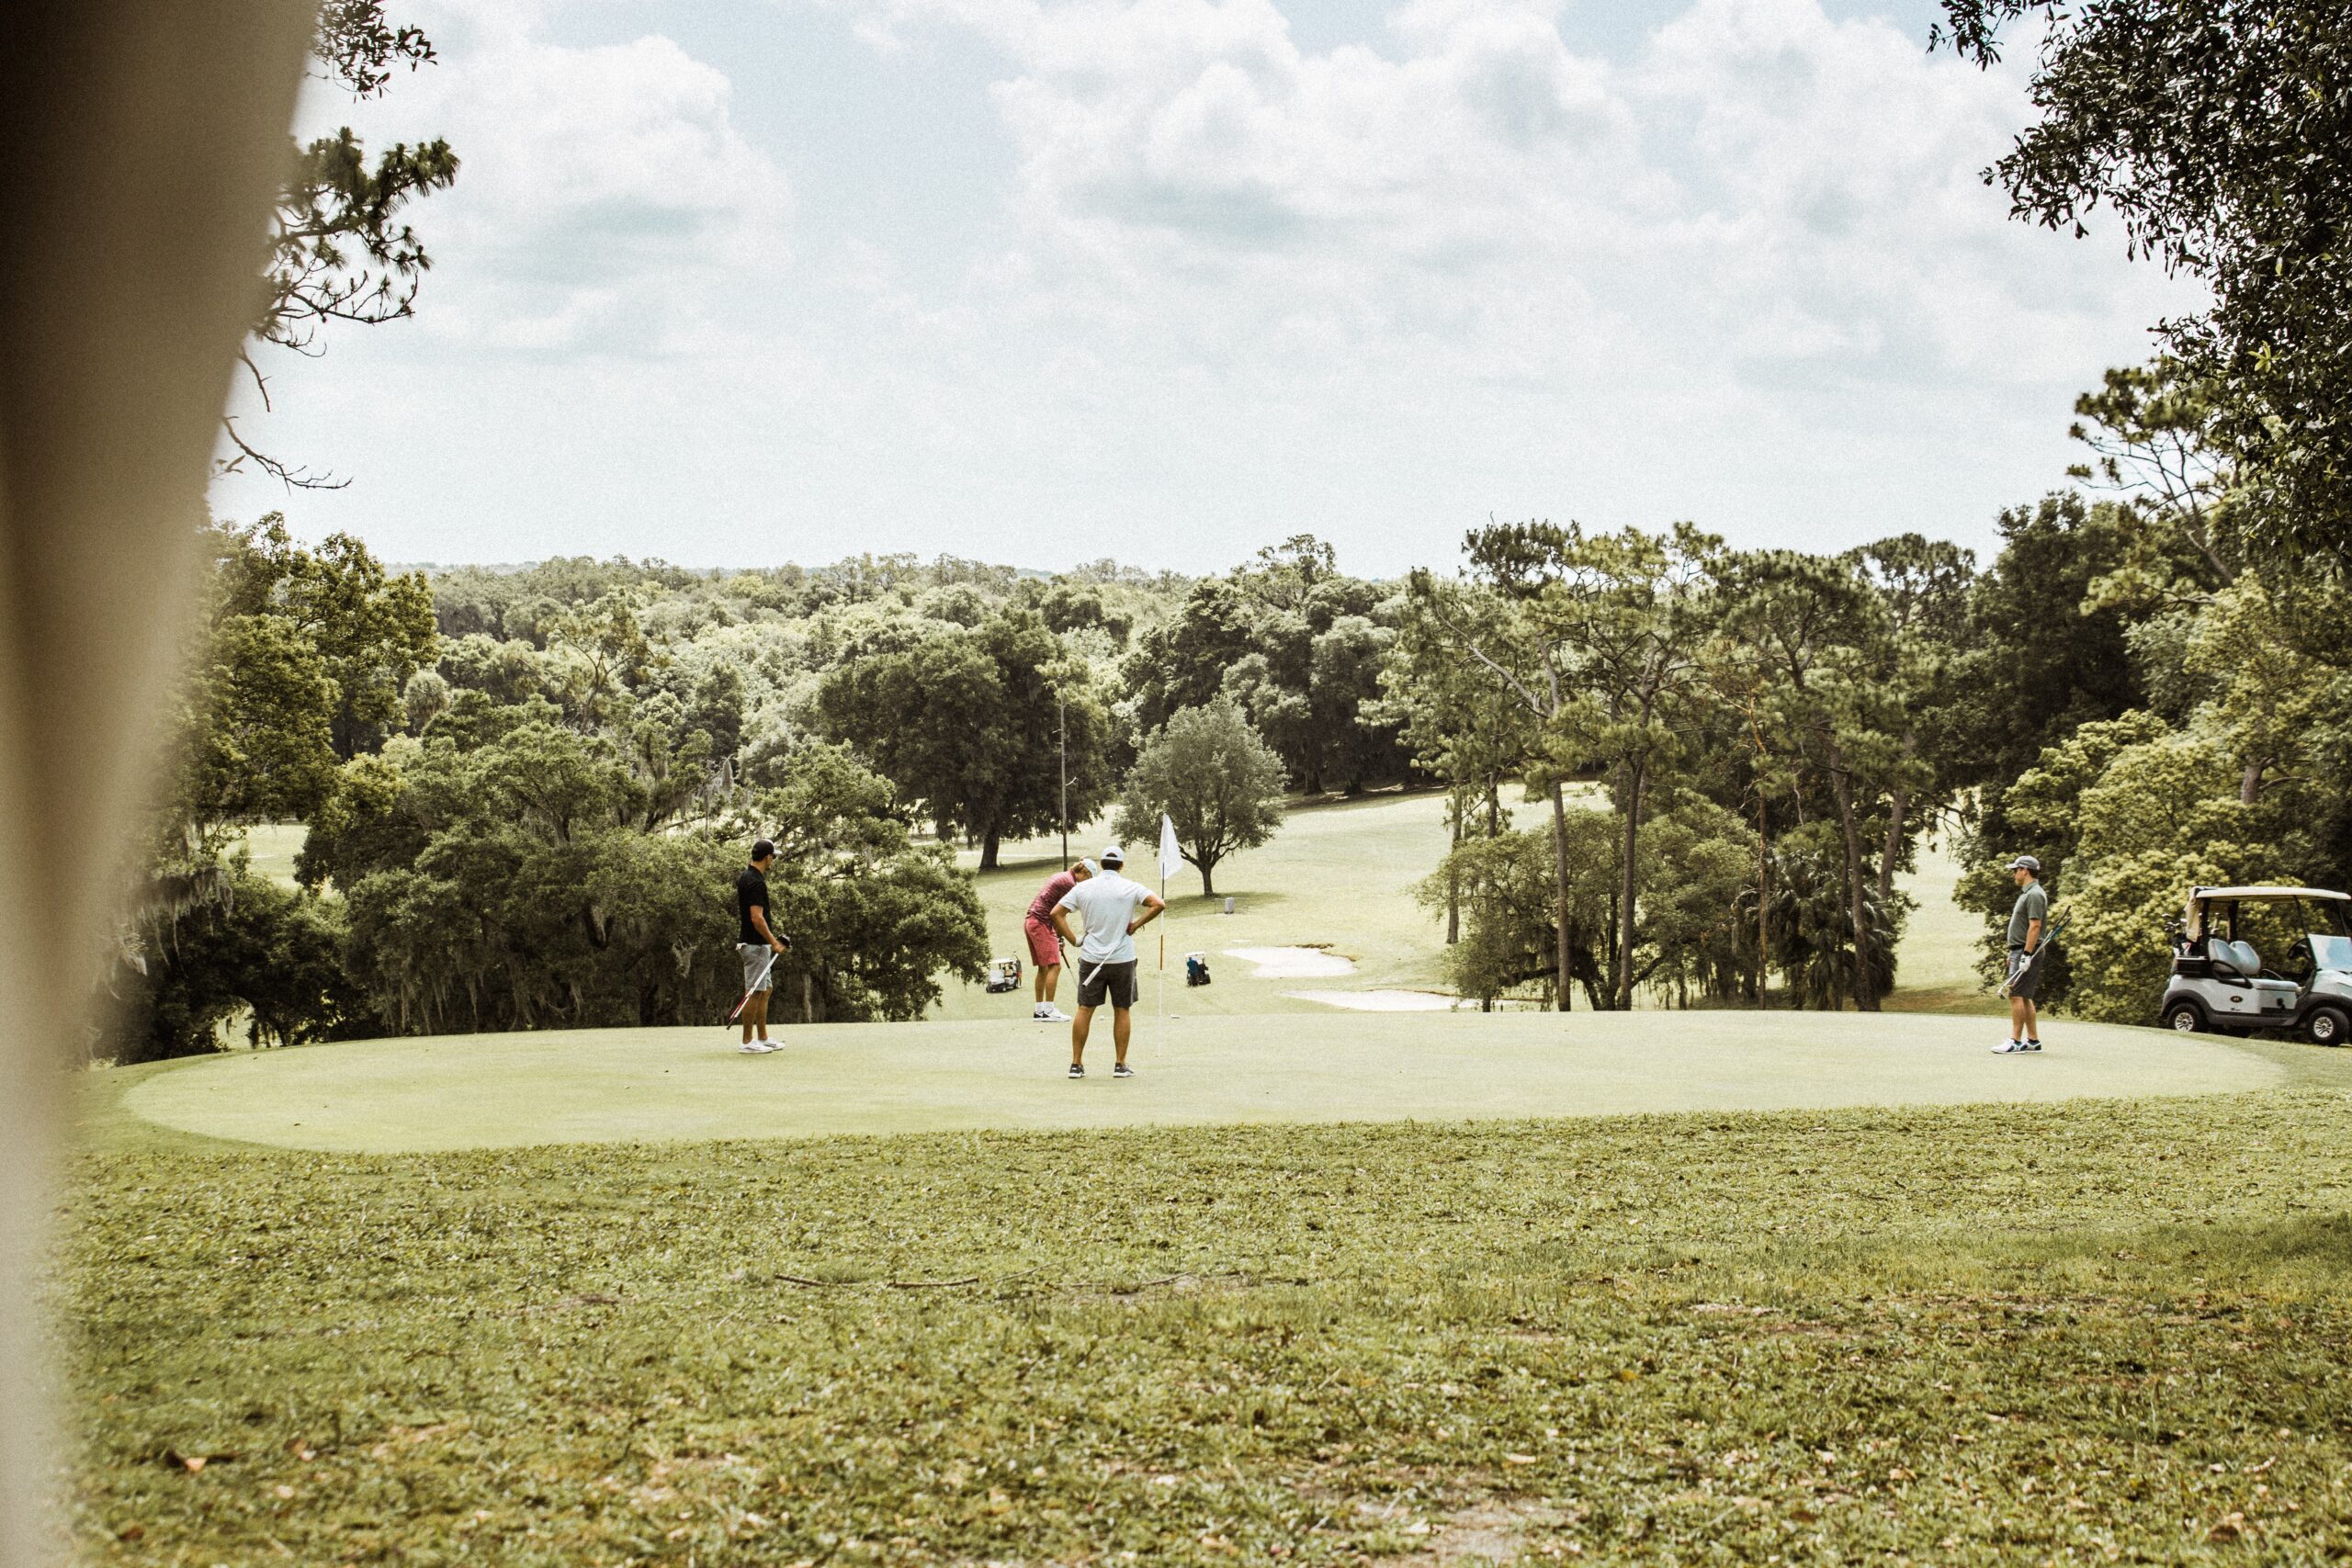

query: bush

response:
[109,862,376,1063]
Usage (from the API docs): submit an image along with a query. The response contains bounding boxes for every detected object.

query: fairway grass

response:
[939,791,2007,1021]
[109,1010,2278,1154]
[61,1049,2352,1565]
[930,793,1477,1022]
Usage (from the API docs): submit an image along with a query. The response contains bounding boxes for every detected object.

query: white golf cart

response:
[2160,886,2352,1045]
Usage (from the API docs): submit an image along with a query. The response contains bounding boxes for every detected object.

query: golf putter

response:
[729,946,784,1022]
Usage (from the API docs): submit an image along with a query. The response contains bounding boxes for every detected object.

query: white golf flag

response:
[1158,813,1182,882]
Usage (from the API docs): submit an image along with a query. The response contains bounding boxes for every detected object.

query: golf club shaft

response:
[730,947,783,1021]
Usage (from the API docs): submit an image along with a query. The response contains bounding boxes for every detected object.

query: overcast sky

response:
[209,0,2195,578]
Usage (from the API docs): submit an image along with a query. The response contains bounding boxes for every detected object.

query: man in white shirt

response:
[1050,844,1164,1079]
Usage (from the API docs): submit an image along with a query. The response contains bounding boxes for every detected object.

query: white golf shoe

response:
[739,1040,779,1055]
[1036,1006,1071,1022]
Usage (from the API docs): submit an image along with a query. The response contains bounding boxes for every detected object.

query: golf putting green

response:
[118,1010,2284,1154]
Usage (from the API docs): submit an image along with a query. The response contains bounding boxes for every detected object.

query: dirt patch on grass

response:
[1349,1496,1568,1563]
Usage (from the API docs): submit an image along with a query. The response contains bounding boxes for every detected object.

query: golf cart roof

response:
[2191,886,2352,903]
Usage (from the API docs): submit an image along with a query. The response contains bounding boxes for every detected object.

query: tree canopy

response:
[1938,0,2352,571]
[1114,700,1289,897]
[229,2,458,486]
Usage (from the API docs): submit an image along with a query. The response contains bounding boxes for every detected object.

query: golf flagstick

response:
[1158,813,1182,1022]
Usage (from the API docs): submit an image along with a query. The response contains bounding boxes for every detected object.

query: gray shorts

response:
[2006,946,2044,1000]
[740,942,775,994]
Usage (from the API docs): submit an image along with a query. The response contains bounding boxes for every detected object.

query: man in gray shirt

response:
[1996,854,2048,1055]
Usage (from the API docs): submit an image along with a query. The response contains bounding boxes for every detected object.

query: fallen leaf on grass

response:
[1503,1452,1540,1465]
[161,1448,237,1473]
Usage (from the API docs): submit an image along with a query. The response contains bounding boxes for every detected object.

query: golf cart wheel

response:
[2311,1006,2351,1048]
[2164,1001,2205,1034]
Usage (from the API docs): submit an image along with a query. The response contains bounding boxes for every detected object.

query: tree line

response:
[118,0,2352,1060]
[107,346,2350,1063]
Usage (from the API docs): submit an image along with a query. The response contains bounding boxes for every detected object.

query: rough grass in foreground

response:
[60,1088,2352,1564]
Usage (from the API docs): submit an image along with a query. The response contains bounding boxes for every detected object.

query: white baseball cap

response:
[1101,845,1125,866]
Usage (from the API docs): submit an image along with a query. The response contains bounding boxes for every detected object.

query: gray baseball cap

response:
[2006,854,2041,873]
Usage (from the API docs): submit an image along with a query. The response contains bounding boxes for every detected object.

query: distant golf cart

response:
[2161,886,2352,1045]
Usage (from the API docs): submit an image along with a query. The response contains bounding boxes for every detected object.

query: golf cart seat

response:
[2211,939,2301,1012]
[2211,938,2262,977]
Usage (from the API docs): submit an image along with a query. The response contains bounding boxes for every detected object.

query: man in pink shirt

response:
[1024,859,1092,1021]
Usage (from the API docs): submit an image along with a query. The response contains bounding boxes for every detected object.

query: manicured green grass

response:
[61,1045,2352,1565]
[105,1010,2272,1154]
[1890,829,2002,1017]
[231,822,309,889]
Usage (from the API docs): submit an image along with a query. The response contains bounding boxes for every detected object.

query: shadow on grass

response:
[1165,890,1291,920]
[1884,984,2005,1017]
[1660,1211,2352,1303]
[1283,784,1447,818]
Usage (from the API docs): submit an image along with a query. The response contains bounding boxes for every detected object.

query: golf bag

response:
[1185,952,1211,987]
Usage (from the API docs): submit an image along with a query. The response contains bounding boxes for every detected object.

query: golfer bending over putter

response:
[1023,858,1093,1021]
[1050,844,1162,1078]
[735,838,790,1055]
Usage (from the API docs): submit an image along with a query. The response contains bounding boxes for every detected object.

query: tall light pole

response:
[1058,691,1069,865]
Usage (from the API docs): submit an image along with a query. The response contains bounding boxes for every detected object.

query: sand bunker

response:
[1287,989,1459,1012]
[1227,946,1356,978]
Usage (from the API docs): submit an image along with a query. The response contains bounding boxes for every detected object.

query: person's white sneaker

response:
[739,1040,778,1055]
[1991,1039,2024,1054]
[1039,1007,1071,1022]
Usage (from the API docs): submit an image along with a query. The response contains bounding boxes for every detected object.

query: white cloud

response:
[216,0,2198,575]
[295,3,791,355]
[759,0,2189,563]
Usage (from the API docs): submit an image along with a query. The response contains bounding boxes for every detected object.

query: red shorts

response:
[1024,916,1062,969]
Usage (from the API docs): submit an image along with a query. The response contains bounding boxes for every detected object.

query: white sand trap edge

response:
[1227,945,1356,978]
[1288,988,1458,1012]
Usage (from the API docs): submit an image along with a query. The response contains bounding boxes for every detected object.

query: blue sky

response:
[210,0,2192,577]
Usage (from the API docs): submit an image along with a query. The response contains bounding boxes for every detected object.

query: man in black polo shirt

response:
[736,839,789,1054]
